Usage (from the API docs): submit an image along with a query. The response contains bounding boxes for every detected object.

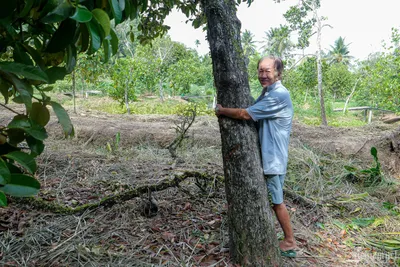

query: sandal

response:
[280,249,297,258]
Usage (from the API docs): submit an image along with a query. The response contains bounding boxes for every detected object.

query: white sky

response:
[165,0,400,60]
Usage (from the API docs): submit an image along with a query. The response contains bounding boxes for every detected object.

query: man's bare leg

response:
[273,203,296,251]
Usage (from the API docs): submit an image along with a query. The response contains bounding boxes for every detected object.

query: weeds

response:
[344,147,383,186]
[167,104,197,159]
[106,132,121,154]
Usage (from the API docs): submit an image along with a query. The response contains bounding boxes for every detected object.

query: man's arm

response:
[215,104,252,120]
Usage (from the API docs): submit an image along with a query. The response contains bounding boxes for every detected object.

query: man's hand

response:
[214,104,251,120]
[215,104,223,116]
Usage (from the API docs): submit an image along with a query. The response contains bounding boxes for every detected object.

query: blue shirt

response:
[246,81,293,175]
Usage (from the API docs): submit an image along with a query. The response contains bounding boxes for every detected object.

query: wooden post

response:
[368,109,373,124]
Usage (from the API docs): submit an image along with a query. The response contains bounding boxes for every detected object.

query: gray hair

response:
[257,56,284,79]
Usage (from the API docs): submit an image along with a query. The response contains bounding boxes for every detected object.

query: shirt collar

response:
[267,80,281,92]
[262,80,281,95]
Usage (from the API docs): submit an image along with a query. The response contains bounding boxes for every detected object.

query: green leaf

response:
[0,158,11,185]
[129,31,135,42]
[86,20,103,54]
[124,0,132,18]
[13,43,34,66]
[92,9,111,36]
[1,174,40,197]
[4,151,37,174]
[41,1,74,23]
[0,62,49,83]
[370,147,378,158]
[0,78,11,104]
[46,67,69,84]
[8,114,48,141]
[9,115,29,130]
[7,74,33,112]
[26,136,45,157]
[0,17,17,39]
[5,162,22,174]
[50,101,74,137]
[70,5,93,22]
[110,28,119,55]
[0,1,17,19]
[352,217,375,227]
[18,0,35,18]
[140,0,148,13]
[344,165,357,173]
[109,0,122,24]
[40,86,54,92]
[333,220,347,230]
[22,44,46,70]
[119,0,126,11]
[25,119,48,141]
[66,45,77,73]
[130,0,138,19]
[46,19,77,53]
[0,191,7,207]
[79,23,90,53]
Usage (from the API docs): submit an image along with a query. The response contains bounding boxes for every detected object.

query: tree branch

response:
[10,171,222,214]
[0,103,22,115]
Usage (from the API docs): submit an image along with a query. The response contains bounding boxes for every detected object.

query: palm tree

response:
[327,36,352,65]
[261,25,293,58]
[241,29,257,67]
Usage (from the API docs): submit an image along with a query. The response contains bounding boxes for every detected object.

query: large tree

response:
[0,0,281,264]
[201,0,281,265]
[284,0,329,126]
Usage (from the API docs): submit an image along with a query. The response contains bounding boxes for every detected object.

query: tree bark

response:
[316,11,327,126]
[201,0,281,265]
[125,66,133,115]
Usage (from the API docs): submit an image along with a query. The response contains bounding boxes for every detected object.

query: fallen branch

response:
[11,171,222,215]
[284,189,319,209]
[82,131,97,147]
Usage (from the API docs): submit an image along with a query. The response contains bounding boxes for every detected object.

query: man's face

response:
[258,58,278,88]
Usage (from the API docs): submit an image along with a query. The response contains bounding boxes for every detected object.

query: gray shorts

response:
[265,174,285,204]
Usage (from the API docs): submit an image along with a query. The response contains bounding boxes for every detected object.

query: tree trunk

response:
[343,78,360,114]
[159,77,164,102]
[72,70,76,114]
[124,85,130,114]
[201,0,281,265]
[125,66,133,115]
[316,12,327,126]
[81,77,85,98]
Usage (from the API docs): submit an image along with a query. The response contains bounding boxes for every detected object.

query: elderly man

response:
[215,56,296,257]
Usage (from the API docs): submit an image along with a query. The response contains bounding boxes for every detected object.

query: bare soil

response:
[1,108,400,266]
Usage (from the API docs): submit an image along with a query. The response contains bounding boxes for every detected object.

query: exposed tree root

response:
[10,171,223,215]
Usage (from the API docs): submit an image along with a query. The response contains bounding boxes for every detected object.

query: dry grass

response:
[1,111,400,266]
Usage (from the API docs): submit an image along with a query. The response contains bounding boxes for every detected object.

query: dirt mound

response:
[291,121,400,176]
[47,112,399,177]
